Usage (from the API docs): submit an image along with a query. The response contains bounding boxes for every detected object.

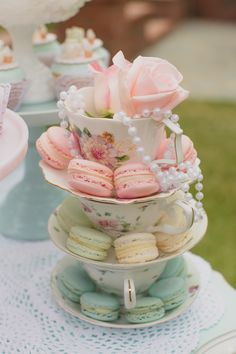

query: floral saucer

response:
[48,204,208,269]
[40,159,200,205]
[51,255,200,329]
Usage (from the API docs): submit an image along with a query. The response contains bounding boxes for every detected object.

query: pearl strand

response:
[114,109,204,219]
[57,85,85,158]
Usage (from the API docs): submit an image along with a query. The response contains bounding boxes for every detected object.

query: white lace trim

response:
[0,236,225,354]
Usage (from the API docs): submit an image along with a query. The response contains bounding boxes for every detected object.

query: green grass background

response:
[175,100,236,287]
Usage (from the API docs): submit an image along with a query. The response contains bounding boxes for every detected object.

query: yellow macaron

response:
[114,233,159,264]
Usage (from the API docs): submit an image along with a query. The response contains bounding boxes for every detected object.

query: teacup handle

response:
[147,200,195,235]
[153,117,184,166]
[124,278,136,309]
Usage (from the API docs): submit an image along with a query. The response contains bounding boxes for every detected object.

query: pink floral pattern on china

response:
[76,127,136,169]
[80,199,155,236]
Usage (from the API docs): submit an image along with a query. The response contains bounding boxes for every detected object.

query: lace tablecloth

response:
[0,235,225,354]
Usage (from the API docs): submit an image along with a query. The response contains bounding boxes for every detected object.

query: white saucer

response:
[40,159,200,205]
[198,330,236,354]
[51,255,200,329]
[48,205,207,269]
[18,100,58,127]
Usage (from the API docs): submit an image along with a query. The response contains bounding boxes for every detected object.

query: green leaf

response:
[104,212,111,216]
[85,111,93,117]
[83,127,92,137]
[116,155,129,162]
[85,110,113,119]
[102,112,114,119]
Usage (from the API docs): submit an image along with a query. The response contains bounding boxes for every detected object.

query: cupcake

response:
[33,25,61,67]
[0,83,11,134]
[51,27,100,99]
[85,28,110,67]
[0,42,29,111]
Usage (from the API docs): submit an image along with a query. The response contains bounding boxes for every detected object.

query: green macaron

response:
[67,226,112,261]
[57,196,92,233]
[148,277,187,311]
[57,263,95,303]
[125,297,165,324]
[80,292,120,322]
[160,256,187,280]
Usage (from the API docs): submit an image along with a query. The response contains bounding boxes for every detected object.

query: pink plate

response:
[0,109,28,180]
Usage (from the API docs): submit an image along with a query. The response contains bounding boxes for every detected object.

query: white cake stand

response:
[0,109,28,181]
[0,0,90,240]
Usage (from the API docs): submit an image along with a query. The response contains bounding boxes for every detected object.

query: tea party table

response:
[0,230,235,354]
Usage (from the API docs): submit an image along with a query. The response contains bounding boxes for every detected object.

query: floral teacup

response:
[82,258,167,309]
[66,87,183,170]
[79,191,194,238]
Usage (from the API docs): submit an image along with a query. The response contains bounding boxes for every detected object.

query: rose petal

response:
[112,50,131,70]
[131,87,189,113]
[93,71,110,114]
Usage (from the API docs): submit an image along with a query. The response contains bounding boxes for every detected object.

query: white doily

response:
[0,235,225,354]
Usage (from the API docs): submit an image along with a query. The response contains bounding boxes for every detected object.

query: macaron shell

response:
[125,297,165,323]
[67,226,112,261]
[68,176,113,197]
[36,127,75,170]
[57,278,81,302]
[160,256,187,279]
[114,233,156,248]
[156,135,197,165]
[69,159,113,179]
[36,133,67,169]
[148,277,187,310]
[57,196,92,233]
[114,233,159,264]
[47,126,73,158]
[58,264,95,302]
[68,159,113,197]
[66,237,107,260]
[155,231,192,253]
[116,248,159,264]
[70,226,112,250]
[114,163,159,199]
[114,163,152,177]
[80,292,120,322]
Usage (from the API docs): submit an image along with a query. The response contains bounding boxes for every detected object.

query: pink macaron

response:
[156,135,197,167]
[36,126,77,170]
[68,159,114,197]
[114,162,160,199]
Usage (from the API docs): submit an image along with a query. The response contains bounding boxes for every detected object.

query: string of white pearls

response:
[114,109,204,221]
[57,85,85,159]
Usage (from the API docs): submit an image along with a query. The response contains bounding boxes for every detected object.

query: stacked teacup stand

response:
[38,78,208,328]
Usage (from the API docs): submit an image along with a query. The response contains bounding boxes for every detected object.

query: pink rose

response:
[90,51,189,117]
